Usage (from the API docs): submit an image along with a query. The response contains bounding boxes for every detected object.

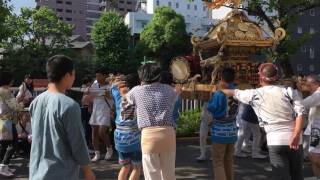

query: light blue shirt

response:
[29,91,90,180]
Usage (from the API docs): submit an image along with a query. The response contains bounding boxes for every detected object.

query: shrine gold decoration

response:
[203,0,241,9]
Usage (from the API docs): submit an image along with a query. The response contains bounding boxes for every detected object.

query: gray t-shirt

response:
[29,91,90,180]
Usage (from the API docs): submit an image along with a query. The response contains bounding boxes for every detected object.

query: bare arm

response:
[81,165,96,180]
[220,89,235,97]
[289,115,304,150]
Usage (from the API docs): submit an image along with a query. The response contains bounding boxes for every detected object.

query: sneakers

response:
[252,153,268,159]
[0,164,14,177]
[9,168,16,173]
[105,147,113,160]
[241,146,251,153]
[196,155,206,162]
[234,152,249,158]
[91,151,101,162]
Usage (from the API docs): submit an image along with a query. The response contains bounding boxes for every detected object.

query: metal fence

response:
[180,99,204,112]
[11,87,205,112]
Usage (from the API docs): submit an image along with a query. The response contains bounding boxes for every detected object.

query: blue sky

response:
[9,0,36,14]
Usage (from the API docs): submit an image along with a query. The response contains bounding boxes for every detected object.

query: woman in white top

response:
[87,69,113,162]
[16,74,34,108]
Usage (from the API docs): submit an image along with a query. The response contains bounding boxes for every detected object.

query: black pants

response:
[0,124,18,165]
[268,145,303,180]
[17,138,31,157]
[81,107,92,148]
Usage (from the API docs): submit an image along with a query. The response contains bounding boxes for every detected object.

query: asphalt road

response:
[8,138,316,180]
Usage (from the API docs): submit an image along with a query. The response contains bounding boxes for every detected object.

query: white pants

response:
[235,120,261,155]
[142,151,176,180]
[199,102,213,158]
[199,118,212,157]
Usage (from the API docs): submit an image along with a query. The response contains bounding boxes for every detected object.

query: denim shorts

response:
[118,150,142,166]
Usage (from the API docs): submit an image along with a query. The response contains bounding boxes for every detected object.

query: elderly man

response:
[301,74,320,179]
[220,63,305,180]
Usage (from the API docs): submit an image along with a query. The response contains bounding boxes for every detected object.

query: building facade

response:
[36,0,138,39]
[290,7,320,75]
[36,0,88,39]
[125,0,215,37]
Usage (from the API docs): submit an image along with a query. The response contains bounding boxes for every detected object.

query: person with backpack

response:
[221,63,305,180]
[207,67,238,180]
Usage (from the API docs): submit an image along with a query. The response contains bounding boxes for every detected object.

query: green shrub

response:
[176,108,201,137]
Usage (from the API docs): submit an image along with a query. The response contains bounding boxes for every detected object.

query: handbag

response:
[0,119,13,140]
[0,93,18,140]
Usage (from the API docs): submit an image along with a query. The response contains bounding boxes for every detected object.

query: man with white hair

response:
[301,74,320,179]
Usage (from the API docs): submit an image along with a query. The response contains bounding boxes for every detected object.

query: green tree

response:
[0,7,75,83]
[221,0,320,76]
[139,6,192,68]
[91,11,130,73]
[0,0,11,41]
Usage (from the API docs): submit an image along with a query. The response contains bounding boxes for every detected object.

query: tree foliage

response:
[0,0,11,41]
[139,6,192,68]
[0,7,76,84]
[222,0,320,76]
[91,11,130,73]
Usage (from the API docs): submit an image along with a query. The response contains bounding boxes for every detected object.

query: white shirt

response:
[234,85,304,146]
[301,89,320,153]
[16,84,33,101]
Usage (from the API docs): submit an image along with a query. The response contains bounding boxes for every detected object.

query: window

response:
[297,27,303,34]
[176,3,179,8]
[310,47,315,59]
[66,9,72,13]
[66,1,72,5]
[310,27,315,34]
[79,10,83,14]
[127,1,132,4]
[301,46,307,53]
[187,4,190,10]
[56,0,63,4]
[297,64,303,72]
[119,0,124,3]
[119,8,125,11]
[156,0,159,6]
[194,5,197,10]
[310,9,316,16]
[298,7,304,15]
[127,9,132,12]
[203,6,206,11]
[66,17,72,21]
[310,65,315,72]
[58,17,63,20]
[141,21,147,28]
[56,8,63,12]
[168,2,172,7]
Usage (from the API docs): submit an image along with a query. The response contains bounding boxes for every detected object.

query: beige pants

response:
[212,143,235,180]
[142,151,176,180]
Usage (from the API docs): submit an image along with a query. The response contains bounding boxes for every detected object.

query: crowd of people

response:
[0,54,319,180]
